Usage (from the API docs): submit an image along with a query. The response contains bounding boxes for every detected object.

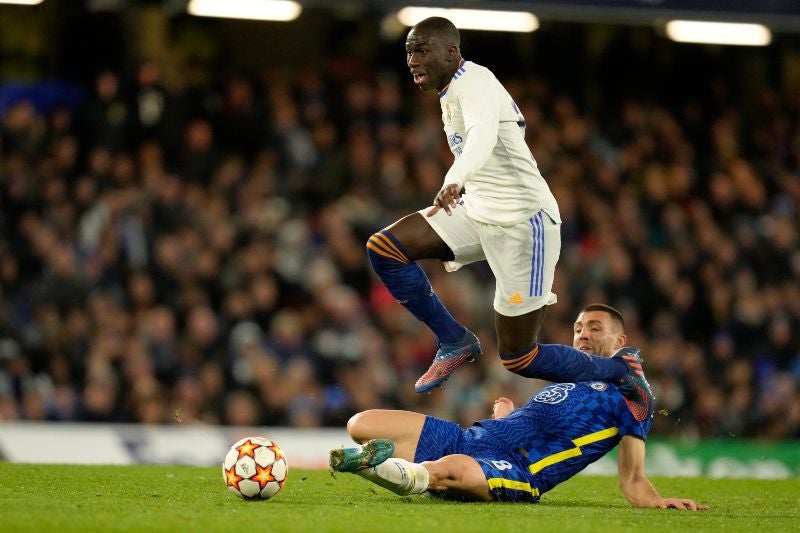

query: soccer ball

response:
[222,436,288,500]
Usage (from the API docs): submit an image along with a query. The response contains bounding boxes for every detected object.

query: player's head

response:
[405,17,462,92]
[573,304,626,357]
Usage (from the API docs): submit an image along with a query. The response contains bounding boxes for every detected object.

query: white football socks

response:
[355,458,430,496]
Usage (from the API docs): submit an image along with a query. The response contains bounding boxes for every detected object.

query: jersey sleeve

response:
[616,399,654,440]
[442,69,500,189]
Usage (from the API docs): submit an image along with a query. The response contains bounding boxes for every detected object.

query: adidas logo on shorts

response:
[508,293,524,304]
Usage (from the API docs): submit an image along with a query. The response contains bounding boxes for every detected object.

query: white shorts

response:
[420,199,560,317]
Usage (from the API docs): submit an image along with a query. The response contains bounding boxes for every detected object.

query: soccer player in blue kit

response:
[366,16,588,393]
[330,305,709,510]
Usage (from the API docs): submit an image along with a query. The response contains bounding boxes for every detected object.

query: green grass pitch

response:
[0,463,797,532]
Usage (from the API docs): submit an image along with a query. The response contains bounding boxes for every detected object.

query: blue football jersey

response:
[475,381,653,496]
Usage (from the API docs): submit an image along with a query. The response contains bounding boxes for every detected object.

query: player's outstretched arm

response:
[617,436,709,511]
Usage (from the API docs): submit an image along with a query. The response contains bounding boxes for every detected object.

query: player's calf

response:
[367,230,466,353]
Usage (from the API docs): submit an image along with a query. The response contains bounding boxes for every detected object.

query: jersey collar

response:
[438,58,466,98]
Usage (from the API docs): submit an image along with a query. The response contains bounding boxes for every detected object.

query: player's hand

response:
[492,397,514,419]
[658,498,709,511]
[428,184,462,216]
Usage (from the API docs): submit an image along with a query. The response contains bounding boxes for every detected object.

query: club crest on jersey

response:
[533,383,575,404]
[590,382,608,391]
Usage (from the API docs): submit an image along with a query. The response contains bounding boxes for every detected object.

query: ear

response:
[614,334,627,350]
[448,45,460,60]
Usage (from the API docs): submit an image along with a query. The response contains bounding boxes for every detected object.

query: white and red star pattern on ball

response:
[222,436,288,501]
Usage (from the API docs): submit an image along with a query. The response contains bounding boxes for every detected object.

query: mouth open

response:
[412,72,427,86]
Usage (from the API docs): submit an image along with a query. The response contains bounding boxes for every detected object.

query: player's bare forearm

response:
[619,474,664,508]
[617,436,709,510]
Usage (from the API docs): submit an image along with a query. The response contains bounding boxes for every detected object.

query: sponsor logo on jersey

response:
[447,132,462,147]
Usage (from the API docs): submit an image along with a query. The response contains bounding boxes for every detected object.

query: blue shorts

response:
[415,416,541,503]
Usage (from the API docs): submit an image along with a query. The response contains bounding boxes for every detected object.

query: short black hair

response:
[580,303,625,331]
[412,17,460,46]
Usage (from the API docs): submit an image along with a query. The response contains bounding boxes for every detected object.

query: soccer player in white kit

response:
[366,17,562,393]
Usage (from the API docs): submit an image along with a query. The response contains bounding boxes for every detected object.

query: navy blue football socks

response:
[501,343,627,382]
[367,230,465,343]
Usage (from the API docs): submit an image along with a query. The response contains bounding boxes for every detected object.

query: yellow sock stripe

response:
[367,236,408,264]
[487,478,540,497]
[367,234,409,264]
[366,240,406,263]
[372,233,409,263]
[528,427,619,475]
[502,346,539,371]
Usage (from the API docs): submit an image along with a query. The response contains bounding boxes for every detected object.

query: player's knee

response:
[346,410,375,442]
[500,344,540,377]
[366,231,409,271]
[365,232,380,265]
[345,411,365,441]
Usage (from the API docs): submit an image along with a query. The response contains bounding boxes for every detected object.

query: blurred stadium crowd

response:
[1,50,799,439]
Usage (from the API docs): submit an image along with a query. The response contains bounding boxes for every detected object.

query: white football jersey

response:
[440,60,560,226]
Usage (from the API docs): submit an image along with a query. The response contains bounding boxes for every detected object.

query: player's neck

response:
[438,57,464,92]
